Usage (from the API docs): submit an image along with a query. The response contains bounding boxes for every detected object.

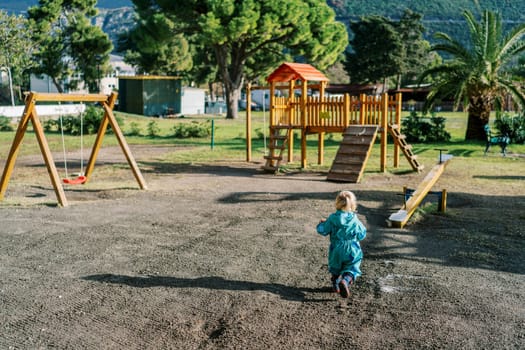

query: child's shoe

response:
[331,275,341,293]
[339,274,353,298]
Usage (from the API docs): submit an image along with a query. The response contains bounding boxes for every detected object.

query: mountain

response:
[0,0,132,13]
[2,1,525,49]
[94,7,135,46]
[328,0,525,21]
[0,1,135,48]
[328,0,525,42]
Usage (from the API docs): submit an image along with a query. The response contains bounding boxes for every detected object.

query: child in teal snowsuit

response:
[317,191,367,298]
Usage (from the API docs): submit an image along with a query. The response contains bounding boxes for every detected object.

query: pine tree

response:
[0,10,34,105]
[129,0,348,119]
[28,0,113,93]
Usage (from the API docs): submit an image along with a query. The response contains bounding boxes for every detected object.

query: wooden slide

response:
[386,156,452,228]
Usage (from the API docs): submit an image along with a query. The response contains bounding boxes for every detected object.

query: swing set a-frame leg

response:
[0,92,68,206]
[83,92,147,190]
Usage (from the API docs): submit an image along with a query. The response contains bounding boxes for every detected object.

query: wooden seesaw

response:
[386,150,452,228]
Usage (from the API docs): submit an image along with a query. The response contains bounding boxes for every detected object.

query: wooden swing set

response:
[0,92,147,207]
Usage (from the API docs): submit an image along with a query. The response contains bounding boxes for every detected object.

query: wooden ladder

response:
[327,125,378,183]
[262,126,289,173]
[388,124,424,172]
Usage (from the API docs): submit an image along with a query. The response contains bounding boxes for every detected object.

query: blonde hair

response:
[335,190,357,212]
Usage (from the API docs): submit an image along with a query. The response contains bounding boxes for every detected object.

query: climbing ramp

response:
[327,125,378,183]
[388,124,424,172]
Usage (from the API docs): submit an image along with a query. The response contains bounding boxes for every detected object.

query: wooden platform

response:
[327,125,378,183]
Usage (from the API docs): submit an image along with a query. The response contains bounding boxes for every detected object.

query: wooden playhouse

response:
[246,62,423,182]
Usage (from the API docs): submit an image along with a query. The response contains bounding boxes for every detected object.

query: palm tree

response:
[420,10,525,140]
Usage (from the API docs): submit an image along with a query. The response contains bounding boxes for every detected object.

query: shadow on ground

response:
[82,274,331,302]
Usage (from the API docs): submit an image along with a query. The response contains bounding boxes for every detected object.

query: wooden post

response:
[318,132,324,165]
[94,92,147,190]
[393,92,402,168]
[269,82,275,128]
[440,189,447,212]
[246,83,252,162]
[380,93,388,172]
[32,103,69,206]
[317,81,327,165]
[0,92,68,206]
[319,81,326,101]
[0,93,35,201]
[359,94,366,125]
[288,80,295,162]
[300,80,308,168]
[343,94,350,127]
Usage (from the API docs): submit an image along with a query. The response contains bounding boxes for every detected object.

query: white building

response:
[100,54,136,95]
[30,54,135,95]
[181,87,206,115]
[242,89,282,109]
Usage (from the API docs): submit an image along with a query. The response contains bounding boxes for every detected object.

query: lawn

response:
[1,109,523,172]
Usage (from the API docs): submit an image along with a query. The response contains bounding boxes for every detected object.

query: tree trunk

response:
[396,74,401,90]
[214,44,245,119]
[52,76,64,93]
[208,82,215,102]
[225,84,241,120]
[465,96,491,141]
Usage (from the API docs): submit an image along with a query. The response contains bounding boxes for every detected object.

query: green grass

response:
[1,110,524,171]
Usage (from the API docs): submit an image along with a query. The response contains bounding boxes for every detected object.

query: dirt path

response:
[0,146,524,349]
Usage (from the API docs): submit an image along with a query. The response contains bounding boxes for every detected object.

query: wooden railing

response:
[270,93,401,130]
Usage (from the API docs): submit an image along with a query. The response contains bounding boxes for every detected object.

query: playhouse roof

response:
[266,62,329,83]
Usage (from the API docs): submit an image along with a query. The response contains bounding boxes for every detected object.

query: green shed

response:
[118,76,182,116]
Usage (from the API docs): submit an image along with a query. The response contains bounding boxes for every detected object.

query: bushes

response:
[171,120,212,138]
[401,111,451,143]
[124,119,212,139]
[43,106,123,135]
[0,116,14,131]
[39,106,212,139]
[494,113,525,144]
[126,122,142,136]
[147,120,161,137]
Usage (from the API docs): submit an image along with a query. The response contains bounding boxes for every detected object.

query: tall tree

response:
[395,10,435,88]
[0,10,34,105]
[420,10,525,140]
[118,13,193,75]
[345,12,434,90]
[28,0,113,93]
[131,0,348,119]
[345,16,403,89]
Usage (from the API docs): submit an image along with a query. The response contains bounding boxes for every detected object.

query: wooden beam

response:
[393,93,402,168]
[287,80,295,163]
[300,81,308,168]
[380,93,388,172]
[318,132,324,165]
[246,82,252,162]
[32,92,109,102]
[387,158,452,228]
[31,107,68,206]
[0,93,36,201]
[91,93,147,190]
